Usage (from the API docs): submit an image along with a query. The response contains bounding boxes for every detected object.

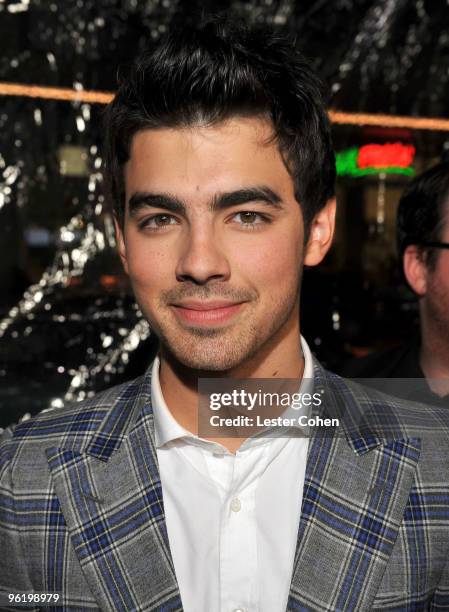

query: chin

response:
[171,344,246,372]
[181,358,236,372]
[152,310,283,373]
[159,329,258,372]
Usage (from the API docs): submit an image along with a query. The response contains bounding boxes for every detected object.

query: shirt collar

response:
[151,335,314,449]
[151,356,192,448]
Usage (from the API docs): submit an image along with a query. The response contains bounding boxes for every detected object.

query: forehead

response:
[124,117,295,203]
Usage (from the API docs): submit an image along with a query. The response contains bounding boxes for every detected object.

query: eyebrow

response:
[127,186,283,217]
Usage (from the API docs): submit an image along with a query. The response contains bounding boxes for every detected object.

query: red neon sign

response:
[358,143,415,169]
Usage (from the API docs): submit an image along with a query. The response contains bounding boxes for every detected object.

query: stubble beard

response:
[139,279,301,373]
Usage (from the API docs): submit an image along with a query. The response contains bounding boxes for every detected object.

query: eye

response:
[139,214,179,230]
[232,211,268,227]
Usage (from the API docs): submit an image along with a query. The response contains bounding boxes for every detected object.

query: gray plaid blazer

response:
[1,359,449,611]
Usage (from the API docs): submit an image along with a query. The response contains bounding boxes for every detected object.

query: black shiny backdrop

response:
[1,0,449,427]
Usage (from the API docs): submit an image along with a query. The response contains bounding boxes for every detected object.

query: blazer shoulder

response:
[0,371,153,464]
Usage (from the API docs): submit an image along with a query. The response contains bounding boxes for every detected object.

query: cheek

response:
[430,257,449,292]
[125,240,174,292]
[439,259,449,287]
[231,230,302,287]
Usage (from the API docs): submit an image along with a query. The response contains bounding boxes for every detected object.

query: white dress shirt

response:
[151,336,314,612]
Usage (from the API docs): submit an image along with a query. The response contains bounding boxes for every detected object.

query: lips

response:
[171,300,245,325]
[173,300,242,310]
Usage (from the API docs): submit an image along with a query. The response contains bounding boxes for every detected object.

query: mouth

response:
[170,300,246,326]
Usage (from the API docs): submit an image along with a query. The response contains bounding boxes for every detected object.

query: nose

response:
[175,225,231,285]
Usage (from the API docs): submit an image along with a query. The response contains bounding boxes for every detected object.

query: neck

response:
[419,311,449,396]
[158,325,304,449]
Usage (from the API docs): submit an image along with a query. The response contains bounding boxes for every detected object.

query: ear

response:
[113,214,129,274]
[303,197,336,266]
[403,245,427,296]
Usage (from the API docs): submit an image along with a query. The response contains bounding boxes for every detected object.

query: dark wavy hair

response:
[397,161,449,268]
[103,18,335,239]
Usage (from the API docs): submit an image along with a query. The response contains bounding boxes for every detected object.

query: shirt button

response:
[230,497,241,512]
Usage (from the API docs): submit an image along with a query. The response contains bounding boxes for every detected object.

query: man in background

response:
[343,161,449,405]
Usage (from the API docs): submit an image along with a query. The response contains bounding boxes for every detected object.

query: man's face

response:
[117,117,322,371]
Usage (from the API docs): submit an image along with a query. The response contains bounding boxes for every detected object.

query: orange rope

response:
[329,110,449,132]
[2,81,449,132]
[0,82,113,104]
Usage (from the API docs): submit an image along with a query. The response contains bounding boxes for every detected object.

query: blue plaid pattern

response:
[1,360,449,611]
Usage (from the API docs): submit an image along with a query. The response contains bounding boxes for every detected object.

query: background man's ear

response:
[113,215,129,274]
[403,245,427,296]
[303,197,336,266]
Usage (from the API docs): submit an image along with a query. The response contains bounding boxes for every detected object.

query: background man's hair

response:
[397,161,449,268]
[103,17,335,239]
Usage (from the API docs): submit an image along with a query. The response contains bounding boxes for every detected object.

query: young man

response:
[1,20,449,612]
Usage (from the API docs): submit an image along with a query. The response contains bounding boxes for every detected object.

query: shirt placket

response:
[219,444,269,612]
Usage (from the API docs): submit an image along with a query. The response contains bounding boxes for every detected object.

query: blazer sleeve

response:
[0,426,36,600]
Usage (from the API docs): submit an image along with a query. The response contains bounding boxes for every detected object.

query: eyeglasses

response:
[418,241,449,250]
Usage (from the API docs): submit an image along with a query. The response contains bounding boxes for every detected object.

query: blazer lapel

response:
[287,364,421,611]
[45,378,182,612]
